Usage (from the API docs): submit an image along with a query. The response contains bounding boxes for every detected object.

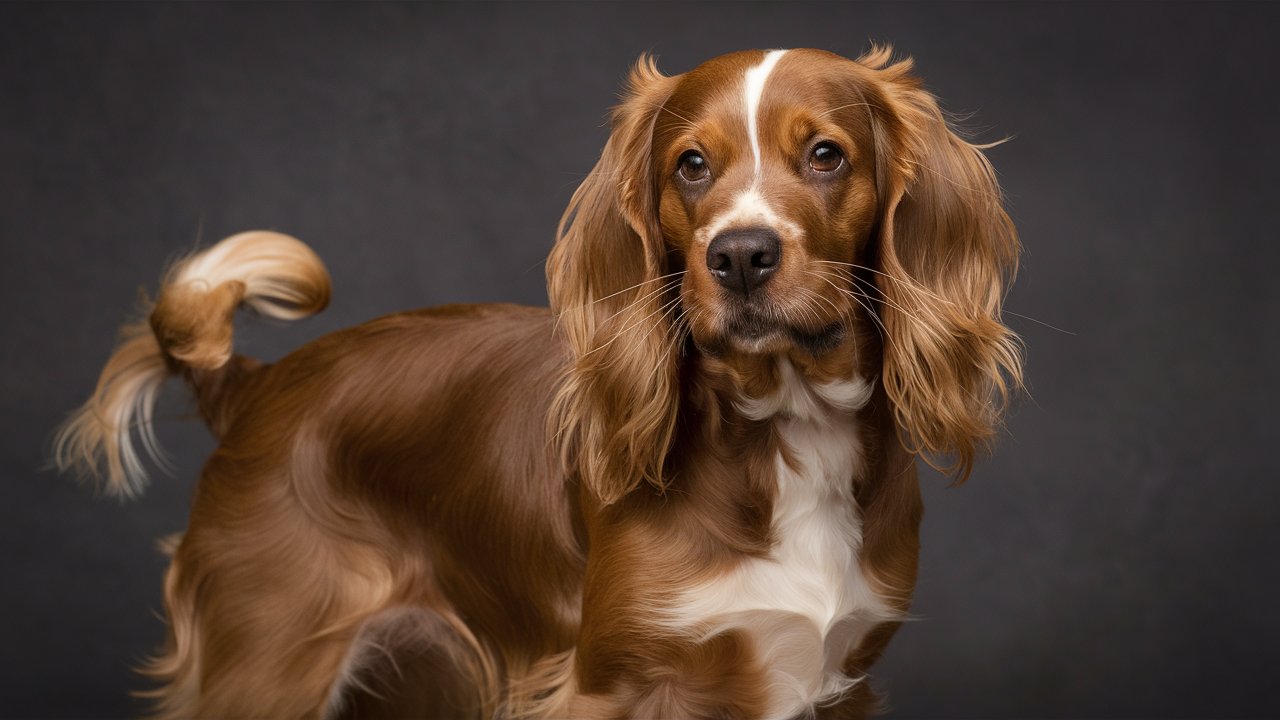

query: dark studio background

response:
[2,2,1277,718]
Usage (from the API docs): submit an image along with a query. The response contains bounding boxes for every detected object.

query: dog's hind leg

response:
[325,606,499,720]
[138,441,419,719]
[141,522,397,718]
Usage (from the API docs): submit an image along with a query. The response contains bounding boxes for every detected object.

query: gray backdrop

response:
[2,2,1276,718]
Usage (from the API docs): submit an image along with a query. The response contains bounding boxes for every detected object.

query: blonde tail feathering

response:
[53,231,330,498]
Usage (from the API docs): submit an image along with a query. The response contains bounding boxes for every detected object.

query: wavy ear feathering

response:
[857,46,1024,480]
[547,55,682,506]
[52,231,330,497]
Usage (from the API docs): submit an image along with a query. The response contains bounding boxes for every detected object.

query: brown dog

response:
[57,46,1021,718]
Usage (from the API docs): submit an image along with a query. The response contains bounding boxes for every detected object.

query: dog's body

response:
[57,47,1020,718]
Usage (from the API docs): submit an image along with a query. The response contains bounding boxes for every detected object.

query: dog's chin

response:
[695,312,846,358]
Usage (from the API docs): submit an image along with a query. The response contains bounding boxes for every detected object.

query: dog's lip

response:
[696,309,845,357]
[725,309,778,338]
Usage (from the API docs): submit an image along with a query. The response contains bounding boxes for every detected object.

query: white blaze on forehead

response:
[696,188,801,247]
[697,49,797,249]
[743,49,788,182]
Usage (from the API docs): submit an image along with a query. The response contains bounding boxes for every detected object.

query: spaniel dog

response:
[57,47,1021,719]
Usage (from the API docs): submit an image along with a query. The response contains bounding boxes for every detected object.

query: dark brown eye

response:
[678,150,710,182]
[809,142,844,173]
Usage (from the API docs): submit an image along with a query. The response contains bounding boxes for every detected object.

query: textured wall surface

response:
[2,3,1276,717]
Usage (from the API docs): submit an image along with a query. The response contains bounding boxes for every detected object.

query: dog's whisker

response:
[808,266,937,334]
[559,271,686,316]
[803,270,897,351]
[1001,310,1075,335]
[812,260,952,306]
[587,289,683,360]
[792,285,844,327]
[601,278,683,327]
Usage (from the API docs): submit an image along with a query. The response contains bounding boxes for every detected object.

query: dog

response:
[56,46,1021,719]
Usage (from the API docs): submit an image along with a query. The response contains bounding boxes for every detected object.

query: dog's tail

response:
[53,231,330,498]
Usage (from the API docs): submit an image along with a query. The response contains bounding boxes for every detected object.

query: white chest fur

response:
[661,360,900,719]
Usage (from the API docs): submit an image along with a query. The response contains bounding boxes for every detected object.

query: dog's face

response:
[654,50,880,358]
[549,47,1022,504]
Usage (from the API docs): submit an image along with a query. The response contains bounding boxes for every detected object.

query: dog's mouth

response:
[695,305,845,357]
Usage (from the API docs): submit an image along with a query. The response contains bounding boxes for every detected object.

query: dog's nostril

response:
[751,249,777,269]
[709,252,732,273]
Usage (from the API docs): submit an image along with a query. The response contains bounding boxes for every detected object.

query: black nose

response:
[706,228,781,295]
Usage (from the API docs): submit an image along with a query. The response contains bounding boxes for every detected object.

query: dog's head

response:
[550,48,1022,504]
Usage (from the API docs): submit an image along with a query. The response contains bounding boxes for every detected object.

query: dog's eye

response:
[678,151,710,182]
[809,142,844,173]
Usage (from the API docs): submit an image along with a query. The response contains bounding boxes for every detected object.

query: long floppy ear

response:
[858,46,1024,480]
[547,56,681,505]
